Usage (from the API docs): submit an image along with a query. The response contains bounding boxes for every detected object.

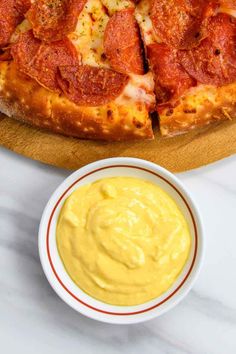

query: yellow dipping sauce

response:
[57,177,191,306]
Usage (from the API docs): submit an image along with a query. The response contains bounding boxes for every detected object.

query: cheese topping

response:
[219,7,236,18]
[69,0,110,68]
[115,72,155,107]
[135,0,157,45]
[101,0,134,15]
[57,177,191,306]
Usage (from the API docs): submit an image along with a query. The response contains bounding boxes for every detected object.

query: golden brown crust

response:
[0,61,154,141]
[159,84,236,136]
[1,111,236,173]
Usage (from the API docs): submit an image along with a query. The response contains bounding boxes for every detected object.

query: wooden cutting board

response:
[0,112,236,172]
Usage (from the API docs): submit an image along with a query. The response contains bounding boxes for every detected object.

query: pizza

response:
[0,0,236,141]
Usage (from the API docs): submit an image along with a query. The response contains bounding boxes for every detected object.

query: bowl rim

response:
[38,157,204,324]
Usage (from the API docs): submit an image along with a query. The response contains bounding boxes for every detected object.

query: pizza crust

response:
[0,62,154,141]
[159,84,236,136]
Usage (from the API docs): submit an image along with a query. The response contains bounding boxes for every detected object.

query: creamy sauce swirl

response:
[57,177,191,306]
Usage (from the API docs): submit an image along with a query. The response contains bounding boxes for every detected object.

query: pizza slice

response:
[0,0,155,141]
[136,0,236,136]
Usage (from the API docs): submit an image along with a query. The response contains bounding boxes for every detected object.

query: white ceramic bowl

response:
[38,158,204,324]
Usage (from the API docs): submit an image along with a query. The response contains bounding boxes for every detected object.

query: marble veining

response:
[0,147,236,354]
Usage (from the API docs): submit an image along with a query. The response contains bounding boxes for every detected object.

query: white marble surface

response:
[0,147,236,354]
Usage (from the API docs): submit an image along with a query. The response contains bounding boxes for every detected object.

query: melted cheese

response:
[69,0,110,67]
[115,72,155,107]
[101,0,134,15]
[219,7,236,17]
[135,0,157,45]
[10,19,32,43]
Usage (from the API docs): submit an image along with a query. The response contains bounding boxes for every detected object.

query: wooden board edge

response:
[0,114,236,172]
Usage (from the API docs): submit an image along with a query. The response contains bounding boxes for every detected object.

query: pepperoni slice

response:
[0,0,31,48]
[57,65,129,106]
[104,8,144,75]
[179,14,236,86]
[147,43,195,103]
[150,0,219,49]
[27,0,87,42]
[11,30,78,91]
